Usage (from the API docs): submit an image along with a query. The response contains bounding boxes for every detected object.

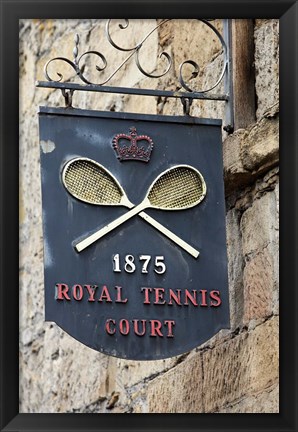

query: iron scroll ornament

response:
[44,19,228,95]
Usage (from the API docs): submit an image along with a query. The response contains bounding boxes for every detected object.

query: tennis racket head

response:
[147,164,207,210]
[62,157,126,206]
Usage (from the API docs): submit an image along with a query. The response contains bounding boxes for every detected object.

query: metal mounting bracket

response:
[36,19,234,132]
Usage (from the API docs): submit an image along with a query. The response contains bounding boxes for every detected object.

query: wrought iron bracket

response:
[36,19,234,132]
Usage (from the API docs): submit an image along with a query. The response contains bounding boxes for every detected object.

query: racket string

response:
[148,167,204,209]
[64,160,122,204]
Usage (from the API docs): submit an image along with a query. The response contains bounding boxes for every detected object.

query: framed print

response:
[1,1,297,431]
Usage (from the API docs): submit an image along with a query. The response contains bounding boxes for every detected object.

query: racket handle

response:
[138,212,199,258]
[75,201,148,252]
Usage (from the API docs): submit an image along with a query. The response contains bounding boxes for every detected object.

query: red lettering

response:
[84,285,97,302]
[168,289,182,306]
[184,289,198,306]
[115,286,128,303]
[141,287,152,304]
[200,289,208,306]
[154,288,166,305]
[133,319,146,336]
[105,319,116,335]
[119,319,130,335]
[72,284,83,301]
[210,290,222,307]
[150,320,163,337]
[104,318,176,338]
[55,283,71,301]
[98,285,112,302]
[164,320,175,337]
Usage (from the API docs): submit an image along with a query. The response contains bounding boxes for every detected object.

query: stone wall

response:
[19,19,279,413]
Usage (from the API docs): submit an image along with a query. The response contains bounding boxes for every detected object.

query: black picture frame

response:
[1,1,297,431]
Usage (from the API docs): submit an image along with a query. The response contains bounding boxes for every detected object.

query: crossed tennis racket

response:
[62,157,207,258]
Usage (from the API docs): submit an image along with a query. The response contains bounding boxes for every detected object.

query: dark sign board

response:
[39,107,229,360]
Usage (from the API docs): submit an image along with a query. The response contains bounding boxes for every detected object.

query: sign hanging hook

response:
[61,88,74,108]
[181,97,193,116]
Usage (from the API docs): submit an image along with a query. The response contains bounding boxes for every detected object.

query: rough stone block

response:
[161,96,184,116]
[19,44,36,114]
[36,31,79,84]
[147,317,278,413]
[241,190,278,257]
[147,353,204,413]
[223,129,251,194]
[218,384,279,413]
[160,20,223,84]
[243,245,276,323]
[226,209,244,329]
[88,19,158,89]
[241,115,279,174]
[115,357,177,389]
[203,316,279,412]
[254,20,279,120]
[122,91,158,115]
[20,327,110,413]
[192,55,225,121]
[272,181,279,315]
[52,331,109,413]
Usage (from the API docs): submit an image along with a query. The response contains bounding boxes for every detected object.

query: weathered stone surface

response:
[254,20,279,120]
[223,129,251,194]
[115,357,177,389]
[240,190,278,257]
[203,316,279,412]
[223,110,279,195]
[147,352,204,413]
[226,209,244,329]
[159,19,223,83]
[147,316,278,413]
[160,96,184,116]
[157,21,225,120]
[88,20,158,89]
[217,384,279,413]
[232,166,279,214]
[192,54,225,121]
[254,19,273,29]
[241,115,279,173]
[272,180,279,315]
[19,44,36,113]
[122,91,158,115]
[240,187,279,325]
[243,245,276,323]
[20,326,110,413]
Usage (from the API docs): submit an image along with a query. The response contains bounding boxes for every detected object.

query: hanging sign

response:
[39,107,229,360]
